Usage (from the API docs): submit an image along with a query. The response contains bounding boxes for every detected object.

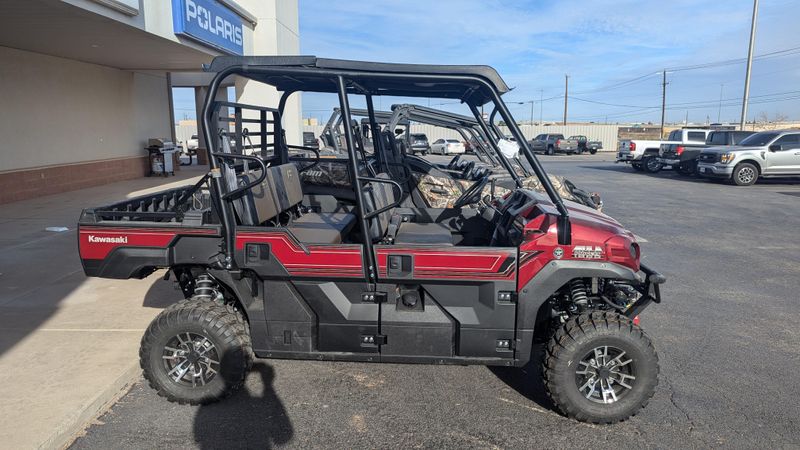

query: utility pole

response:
[717,83,724,123]
[740,0,759,130]
[539,89,543,124]
[530,101,534,125]
[563,74,569,125]
[660,70,668,138]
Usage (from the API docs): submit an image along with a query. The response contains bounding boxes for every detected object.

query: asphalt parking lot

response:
[71,154,800,449]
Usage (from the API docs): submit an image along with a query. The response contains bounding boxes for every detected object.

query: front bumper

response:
[697,162,733,178]
[626,263,665,318]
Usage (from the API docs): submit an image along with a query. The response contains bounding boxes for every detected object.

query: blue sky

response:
[175,0,800,124]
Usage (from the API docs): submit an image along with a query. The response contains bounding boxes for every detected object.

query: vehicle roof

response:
[204,56,510,105]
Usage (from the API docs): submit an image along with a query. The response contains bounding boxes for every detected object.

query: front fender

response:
[513,260,643,366]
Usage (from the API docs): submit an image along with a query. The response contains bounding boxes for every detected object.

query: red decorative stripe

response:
[375,246,516,280]
[236,231,363,278]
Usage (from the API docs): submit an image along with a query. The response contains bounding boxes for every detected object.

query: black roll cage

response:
[201,59,572,273]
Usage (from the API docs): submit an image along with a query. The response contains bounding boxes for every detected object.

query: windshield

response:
[739,132,779,147]
[446,139,460,143]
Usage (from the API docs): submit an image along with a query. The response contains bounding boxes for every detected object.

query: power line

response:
[570,44,800,96]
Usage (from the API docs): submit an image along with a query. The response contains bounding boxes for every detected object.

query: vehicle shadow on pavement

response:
[192,363,293,449]
[142,277,184,309]
[488,344,557,412]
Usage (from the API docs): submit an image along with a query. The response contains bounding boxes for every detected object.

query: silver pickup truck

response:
[697,129,800,186]
[529,133,578,155]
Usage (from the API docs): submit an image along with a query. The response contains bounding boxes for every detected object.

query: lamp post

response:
[516,101,535,125]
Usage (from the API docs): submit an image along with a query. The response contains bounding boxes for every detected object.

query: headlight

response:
[720,153,735,164]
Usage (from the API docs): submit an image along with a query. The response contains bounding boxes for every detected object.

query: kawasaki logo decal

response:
[88,235,128,244]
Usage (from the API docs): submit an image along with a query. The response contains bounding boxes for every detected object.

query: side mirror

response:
[769,144,781,152]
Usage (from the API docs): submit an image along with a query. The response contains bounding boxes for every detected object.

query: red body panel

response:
[78,226,217,260]
[516,201,640,290]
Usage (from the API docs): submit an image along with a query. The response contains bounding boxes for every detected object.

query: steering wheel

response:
[453,174,490,208]
[447,154,462,170]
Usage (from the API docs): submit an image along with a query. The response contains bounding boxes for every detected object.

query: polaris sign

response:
[172,0,244,55]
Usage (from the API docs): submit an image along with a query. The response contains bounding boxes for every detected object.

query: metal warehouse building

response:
[0,0,300,204]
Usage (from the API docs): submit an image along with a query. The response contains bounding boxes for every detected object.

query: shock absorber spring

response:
[569,279,589,308]
[193,274,216,301]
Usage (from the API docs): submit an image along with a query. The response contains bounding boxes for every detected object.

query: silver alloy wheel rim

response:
[575,345,636,404]
[738,166,756,184]
[162,332,220,388]
[647,158,660,171]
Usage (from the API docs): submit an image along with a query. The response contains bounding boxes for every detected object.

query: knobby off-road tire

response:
[140,299,253,405]
[543,312,659,424]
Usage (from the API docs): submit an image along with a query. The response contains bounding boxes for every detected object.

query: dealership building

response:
[0,0,300,204]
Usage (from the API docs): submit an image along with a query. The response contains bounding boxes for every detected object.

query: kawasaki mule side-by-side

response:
[78,56,664,423]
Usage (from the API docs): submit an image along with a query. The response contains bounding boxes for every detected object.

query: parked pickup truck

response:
[529,134,578,155]
[697,129,800,185]
[658,130,754,175]
[617,128,712,173]
[570,135,602,154]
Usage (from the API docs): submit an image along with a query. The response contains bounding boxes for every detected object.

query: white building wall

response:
[0,45,170,172]
[301,123,620,152]
[234,0,302,145]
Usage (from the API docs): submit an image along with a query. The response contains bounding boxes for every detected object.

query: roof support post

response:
[337,76,376,283]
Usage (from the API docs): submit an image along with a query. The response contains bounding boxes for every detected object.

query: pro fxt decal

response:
[572,245,604,259]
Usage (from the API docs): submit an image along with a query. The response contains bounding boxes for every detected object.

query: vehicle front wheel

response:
[589,149,597,155]
[732,162,758,186]
[543,312,659,423]
[140,299,253,405]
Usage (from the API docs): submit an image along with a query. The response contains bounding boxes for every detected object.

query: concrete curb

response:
[46,362,141,450]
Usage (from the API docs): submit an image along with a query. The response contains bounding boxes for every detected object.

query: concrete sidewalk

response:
[0,167,206,449]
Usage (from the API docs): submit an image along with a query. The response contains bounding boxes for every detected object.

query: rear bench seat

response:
[242,164,357,244]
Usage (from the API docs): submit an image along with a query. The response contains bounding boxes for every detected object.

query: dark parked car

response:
[409,133,430,155]
[659,130,754,175]
[302,131,320,150]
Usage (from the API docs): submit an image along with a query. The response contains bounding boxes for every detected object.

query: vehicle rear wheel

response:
[643,156,662,173]
[731,162,758,186]
[543,312,659,423]
[589,149,597,155]
[140,299,252,405]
